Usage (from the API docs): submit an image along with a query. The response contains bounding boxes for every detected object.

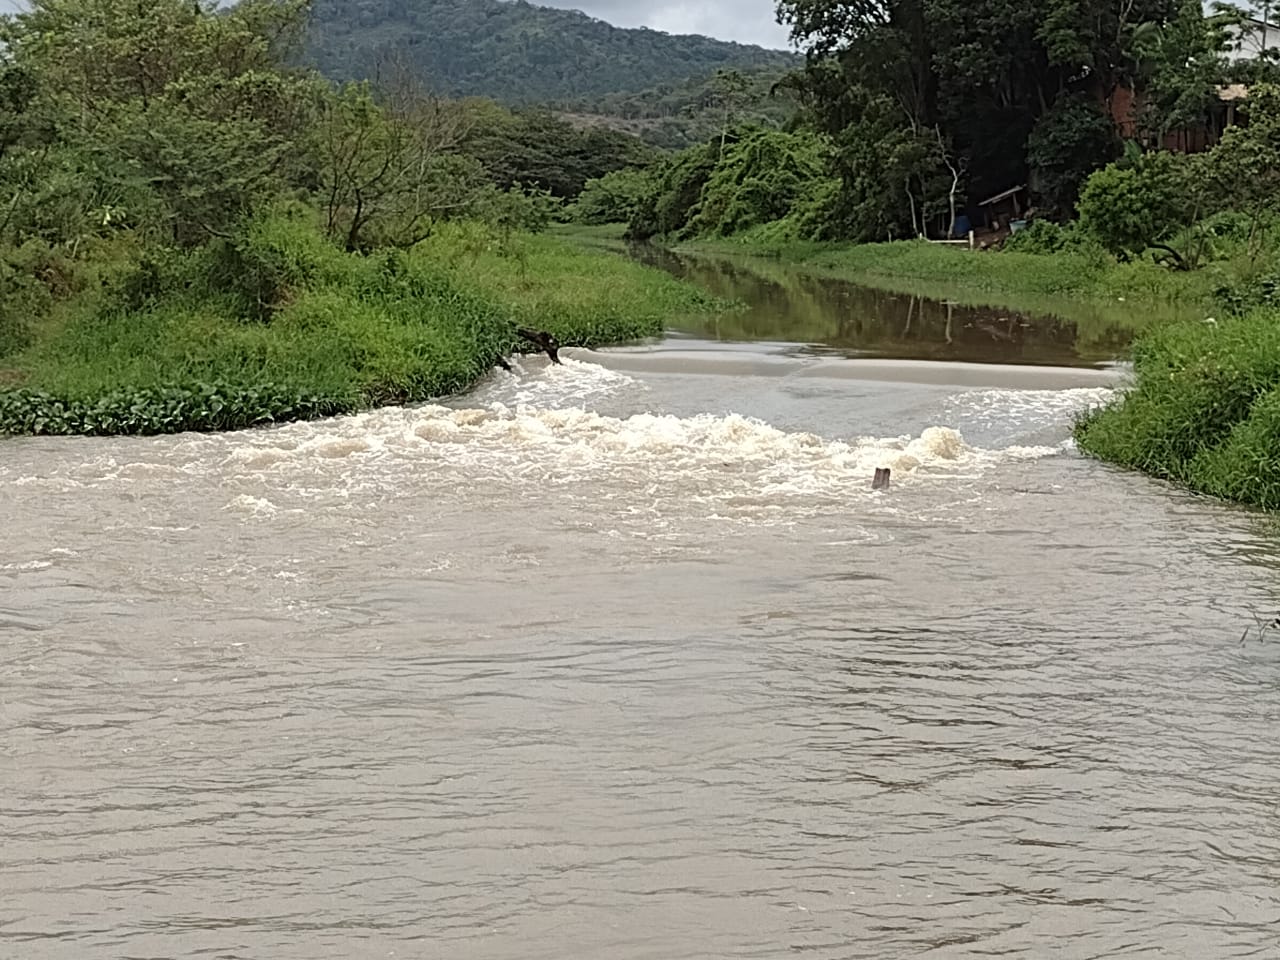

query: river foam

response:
[198,396,1063,531]
[2,359,1083,530]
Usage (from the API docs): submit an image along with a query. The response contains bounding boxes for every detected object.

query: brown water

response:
[632,244,1140,368]
[3,342,1280,959]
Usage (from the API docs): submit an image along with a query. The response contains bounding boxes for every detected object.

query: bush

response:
[1003,219,1097,255]
[202,207,350,322]
[1078,151,1193,259]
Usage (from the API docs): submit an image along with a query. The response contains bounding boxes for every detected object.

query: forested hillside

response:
[302,0,798,103]
[556,66,799,149]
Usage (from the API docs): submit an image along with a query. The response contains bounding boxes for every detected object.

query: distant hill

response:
[303,0,800,105]
[554,66,800,150]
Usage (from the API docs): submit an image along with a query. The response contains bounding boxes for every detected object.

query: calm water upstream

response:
[630,244,1145,368]
[3,268,1280,959]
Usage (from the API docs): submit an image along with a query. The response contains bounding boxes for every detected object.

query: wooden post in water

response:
[872,467,891,490]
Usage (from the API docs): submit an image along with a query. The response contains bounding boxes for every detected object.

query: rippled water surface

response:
[3,345,1280,959]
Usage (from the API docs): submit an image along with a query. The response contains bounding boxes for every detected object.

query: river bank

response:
[1073,309,1280,510]
[553,224,1211,330]
[0,219,724,437]
[679,236,1216,327]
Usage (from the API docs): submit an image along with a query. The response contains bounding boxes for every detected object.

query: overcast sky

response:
[540,1,793,49]
[0,0,795,48]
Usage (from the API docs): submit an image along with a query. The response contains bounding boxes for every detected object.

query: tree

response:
[1202,83,1280,249]
[1026,92,1122,216]
[302,0,797,104]
[687,127,835,236]
[313,70,483,251]
[457,103,654,199]
[571,167,653,225]
[0,0,317,246]
[709,68,755,153]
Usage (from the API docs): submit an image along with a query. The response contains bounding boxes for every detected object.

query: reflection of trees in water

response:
[633,245,1136,366]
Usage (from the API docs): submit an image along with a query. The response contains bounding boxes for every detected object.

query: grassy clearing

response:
[0,215,723,437]
[1074,311,1280,509]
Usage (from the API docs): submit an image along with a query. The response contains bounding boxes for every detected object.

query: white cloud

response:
[530,0,792,49]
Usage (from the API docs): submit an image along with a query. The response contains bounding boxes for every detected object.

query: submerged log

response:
[517,327,562,365]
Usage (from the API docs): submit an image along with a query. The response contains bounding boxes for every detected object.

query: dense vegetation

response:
[457,102,656,198]
[302,0,798,103]
[0,0,720,437]
[555,67,801,150]
[601,1,1278,248]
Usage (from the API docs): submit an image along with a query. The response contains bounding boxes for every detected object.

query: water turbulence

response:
[3,349,1280,960]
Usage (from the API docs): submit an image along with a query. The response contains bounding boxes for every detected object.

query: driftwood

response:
[492,328,563,373]
[517,328,562,364]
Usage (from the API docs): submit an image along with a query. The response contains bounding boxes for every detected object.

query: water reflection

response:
[633,245,1137,368]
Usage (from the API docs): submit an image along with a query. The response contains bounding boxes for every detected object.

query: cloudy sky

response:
[540,1,793,48]
[0,1,795,48]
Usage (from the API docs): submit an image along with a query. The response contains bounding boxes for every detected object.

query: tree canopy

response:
[769,0,1234,238]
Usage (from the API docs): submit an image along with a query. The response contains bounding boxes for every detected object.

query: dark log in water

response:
[518,328,562,365]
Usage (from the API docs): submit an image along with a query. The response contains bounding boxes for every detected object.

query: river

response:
[2,253,1279,959]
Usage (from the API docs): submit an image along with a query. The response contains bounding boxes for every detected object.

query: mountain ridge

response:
[303,0,799,105]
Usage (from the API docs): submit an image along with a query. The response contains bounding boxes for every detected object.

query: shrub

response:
[1078,151,1193,259]
[200,207,350,321]
[1003,219,1097,256]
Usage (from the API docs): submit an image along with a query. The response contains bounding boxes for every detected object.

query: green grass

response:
[1074,310,1280,509]
[418,222,726,345]
[0,216,723,437]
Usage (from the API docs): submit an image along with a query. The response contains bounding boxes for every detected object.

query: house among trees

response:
[1108,83,1250,154]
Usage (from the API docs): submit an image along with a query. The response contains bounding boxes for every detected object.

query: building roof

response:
[1218,84,1250,102]
[978,184,1027,206]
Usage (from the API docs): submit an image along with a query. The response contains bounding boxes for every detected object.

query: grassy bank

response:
[1074,311,1280,510]
[678,235,1215,330]
[0,215,723,437]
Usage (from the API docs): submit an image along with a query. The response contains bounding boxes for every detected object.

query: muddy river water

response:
[2,256,1279,959]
